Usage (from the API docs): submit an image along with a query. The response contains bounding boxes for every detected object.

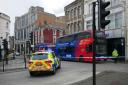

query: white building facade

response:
[0,13,10,60]
[0,13,10,40]
[84,0,128,60]
[0,13,10,48]
[14,6,43,54]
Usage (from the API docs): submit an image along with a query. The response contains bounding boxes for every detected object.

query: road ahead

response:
[0,61,128,85]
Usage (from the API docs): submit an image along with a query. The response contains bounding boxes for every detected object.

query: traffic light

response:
[2,39,8,51]
[29,32,33,44]
[99,0,110,29]
[2,39,8,64]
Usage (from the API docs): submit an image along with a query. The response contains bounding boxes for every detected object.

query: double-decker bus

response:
[55,30,107,62]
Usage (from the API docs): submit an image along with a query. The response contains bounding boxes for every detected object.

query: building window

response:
[74,22,76,32]
[75,22,78,32]
[71,23,74,33]
[67,24,70,33]
[24,29,26,39]
[107,14,115,29]
[21,30,23,40]
[107,12,122,29]
[18,31,20,40]
[31,14,35,23]
[22,16,25,26]
[115,12,122,29]
[44,20,47,25]
[53,37,56,44]
[78,6,81,16]
[68,11,70,20]
[53,30,56,35]
[59,30,63,37]
[78,22,82,31]
[70,11,72,20]
[86,20,92,30]
[88,4,92,15]
[74,8,76,18]
[6,22,9,29]
[66,11,70,20]
[78,22,80,31]
[71,9,74,19]
[15,32,17,40]
[26,27,28,38]
[111,0,120,7]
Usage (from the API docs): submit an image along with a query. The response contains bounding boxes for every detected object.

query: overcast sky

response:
[0,0,75,36]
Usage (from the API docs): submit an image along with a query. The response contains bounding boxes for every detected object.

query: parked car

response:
[28,50,61,76]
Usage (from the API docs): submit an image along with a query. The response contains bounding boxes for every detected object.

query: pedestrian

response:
[112,48,119,63]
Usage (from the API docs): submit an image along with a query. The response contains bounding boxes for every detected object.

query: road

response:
[0,61,128,85]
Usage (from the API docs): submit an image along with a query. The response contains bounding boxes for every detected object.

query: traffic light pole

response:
[24,48,26,69]
[92,0,110,85]
[92,2,96,85]
[2,58,5,72]
[97,0,100,31]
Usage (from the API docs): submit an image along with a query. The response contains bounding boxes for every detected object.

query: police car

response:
[28,50,61,76]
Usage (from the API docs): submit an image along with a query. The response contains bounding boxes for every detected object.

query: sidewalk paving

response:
[70,71,128,85]
[0,55,27,72]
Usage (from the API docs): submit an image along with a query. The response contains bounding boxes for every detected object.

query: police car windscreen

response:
[32,53,48,60]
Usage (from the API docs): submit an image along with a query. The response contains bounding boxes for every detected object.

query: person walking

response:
[112,48,119,63]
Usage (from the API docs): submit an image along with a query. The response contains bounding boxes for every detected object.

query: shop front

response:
[105,29,125,56]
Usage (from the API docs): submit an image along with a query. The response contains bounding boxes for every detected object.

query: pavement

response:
[70,71,128,85]
[0,54,27,73]
[0,55,128,85]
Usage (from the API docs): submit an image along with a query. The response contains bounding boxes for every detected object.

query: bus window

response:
[86,44,93,52]
[58,49,63,53]
[58,35,74,43]
[76,32,91,40]
[65,47,74,53]
[58,47,66,53]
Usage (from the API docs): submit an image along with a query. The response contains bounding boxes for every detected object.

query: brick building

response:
[14,6,65,54]
[33,25,64,47]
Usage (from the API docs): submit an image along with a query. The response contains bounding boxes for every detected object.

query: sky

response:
[0,0,75,36]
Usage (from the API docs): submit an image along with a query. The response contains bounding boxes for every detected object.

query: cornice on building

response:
[64,0,84,11]
[0,12,10,22]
